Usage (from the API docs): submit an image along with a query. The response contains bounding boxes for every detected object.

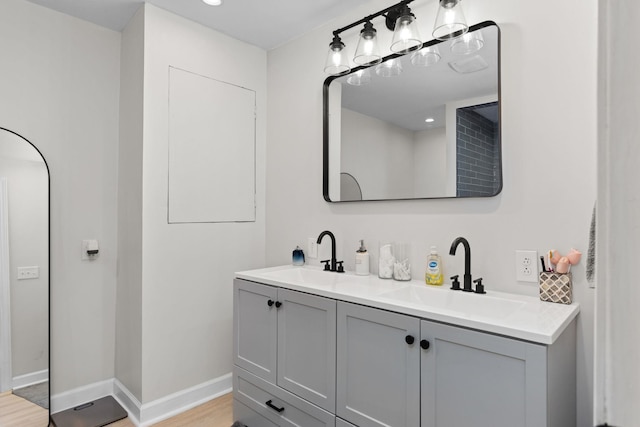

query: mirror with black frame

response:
[323,21,501,202]
[0,127,50,425]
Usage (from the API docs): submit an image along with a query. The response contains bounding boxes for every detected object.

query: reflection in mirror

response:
[0,128,49,425]
[340,172,363,201]
[323,21,501,202]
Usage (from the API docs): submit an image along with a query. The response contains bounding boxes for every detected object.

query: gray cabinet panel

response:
[420,320,547,427]
[336,302,420,427]
[277,288,337,412]
[234,279,278,383]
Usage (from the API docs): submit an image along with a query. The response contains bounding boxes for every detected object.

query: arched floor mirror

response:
[0,127,50,426]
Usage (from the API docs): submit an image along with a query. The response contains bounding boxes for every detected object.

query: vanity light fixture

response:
[347,68,372,86]
[324,0,470,76]
[425,117,435,123]
[450,29,484,54]
[375,57,403,77]
[202,0,223,5]
[433,0,469,40]
[411,45,442,66]
[324,34,351,75]
[353,21,382,65]
[389,4,423,53]
[324,0,418,76]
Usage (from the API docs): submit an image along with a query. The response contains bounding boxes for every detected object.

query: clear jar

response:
[392,242,411,281]
[378,242,394,279]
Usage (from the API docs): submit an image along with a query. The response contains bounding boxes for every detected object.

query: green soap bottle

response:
[425,246,443,286]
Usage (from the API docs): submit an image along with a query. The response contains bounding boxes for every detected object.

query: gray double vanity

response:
[232,265,578,427]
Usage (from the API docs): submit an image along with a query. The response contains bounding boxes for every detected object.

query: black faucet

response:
[317,230,343,273]
[449,237,473,292]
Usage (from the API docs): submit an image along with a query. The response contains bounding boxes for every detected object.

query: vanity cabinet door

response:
[234,279,278,383]
[420,319,547,427]
[336,302,420,427]
[277,288,336,412]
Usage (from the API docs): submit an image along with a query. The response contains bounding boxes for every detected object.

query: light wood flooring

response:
[0,390,233,427]
[0,390,49,426]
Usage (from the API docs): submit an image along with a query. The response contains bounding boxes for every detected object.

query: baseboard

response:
[12,369,49,390]
[113,379,141,425]
[53,373,232,427]
[138,373,232,426]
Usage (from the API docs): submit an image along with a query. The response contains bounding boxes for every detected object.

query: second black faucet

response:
[317,230,344,273]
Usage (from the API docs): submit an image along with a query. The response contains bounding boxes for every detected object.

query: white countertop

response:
[235,265,580,345]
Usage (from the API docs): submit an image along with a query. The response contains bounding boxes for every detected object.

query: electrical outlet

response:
[307,238,318,259]
[515,250,538,283]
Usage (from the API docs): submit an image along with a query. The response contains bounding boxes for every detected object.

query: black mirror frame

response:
[322,20,502,203]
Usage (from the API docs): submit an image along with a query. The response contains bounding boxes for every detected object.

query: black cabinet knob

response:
[267,299,274,307]
[405,335,415,345]
[420,339,430,350]
[275,301,282,308]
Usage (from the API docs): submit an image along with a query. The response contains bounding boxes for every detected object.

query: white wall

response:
[595,0,640,424]
[341,108,415,199]
[267,1,597,426]
[0,0,121,395]
[139,4,266,404]
[413,126,448,197]
[116,5,145,402]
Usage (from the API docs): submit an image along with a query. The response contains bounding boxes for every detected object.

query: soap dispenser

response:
[425,246,443,285]
[355,240,370,276]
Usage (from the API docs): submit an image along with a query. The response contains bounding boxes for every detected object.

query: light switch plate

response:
[307,238,318,259]
[17,266,39,280]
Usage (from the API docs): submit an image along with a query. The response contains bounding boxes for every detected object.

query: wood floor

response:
[0,390,49,426]
[0,390,233,427]
[110,392,233,427]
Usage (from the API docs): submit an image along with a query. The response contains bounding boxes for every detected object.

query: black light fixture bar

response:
[331,0,415,36]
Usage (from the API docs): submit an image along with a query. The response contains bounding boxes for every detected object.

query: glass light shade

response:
[202,0,223,5]
[375,58,403,77]
[411,45,441,67]
[353,22,382,65]
[433,0,468,40]
[450,30,484,55]
[324,35,350,75]
[390,11,422,53]
[347,69,372,86]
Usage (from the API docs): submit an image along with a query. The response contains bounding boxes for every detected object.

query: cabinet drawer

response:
[234,367,335,427]
[234,399,279,427]
[336,417,357,427]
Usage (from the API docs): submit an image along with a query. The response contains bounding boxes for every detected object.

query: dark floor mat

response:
[51,395,127,427]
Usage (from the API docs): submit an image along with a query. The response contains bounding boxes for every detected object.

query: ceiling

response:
[25,0,369,50]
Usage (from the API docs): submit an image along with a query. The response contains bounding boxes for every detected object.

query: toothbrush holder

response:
[539,271,572,305]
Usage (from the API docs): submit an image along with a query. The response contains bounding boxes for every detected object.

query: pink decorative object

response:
[567,248,582,265]
[550,249,562,265]
[556,256,570,274]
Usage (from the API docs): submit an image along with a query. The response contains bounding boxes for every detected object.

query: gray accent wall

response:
[455,103,500,197]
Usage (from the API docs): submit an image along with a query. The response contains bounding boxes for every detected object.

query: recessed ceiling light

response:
[425,117,435,123]
[202,0,223,5]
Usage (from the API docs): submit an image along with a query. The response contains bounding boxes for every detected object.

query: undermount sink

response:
[260,266,348,287]
[378,285,526,319]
